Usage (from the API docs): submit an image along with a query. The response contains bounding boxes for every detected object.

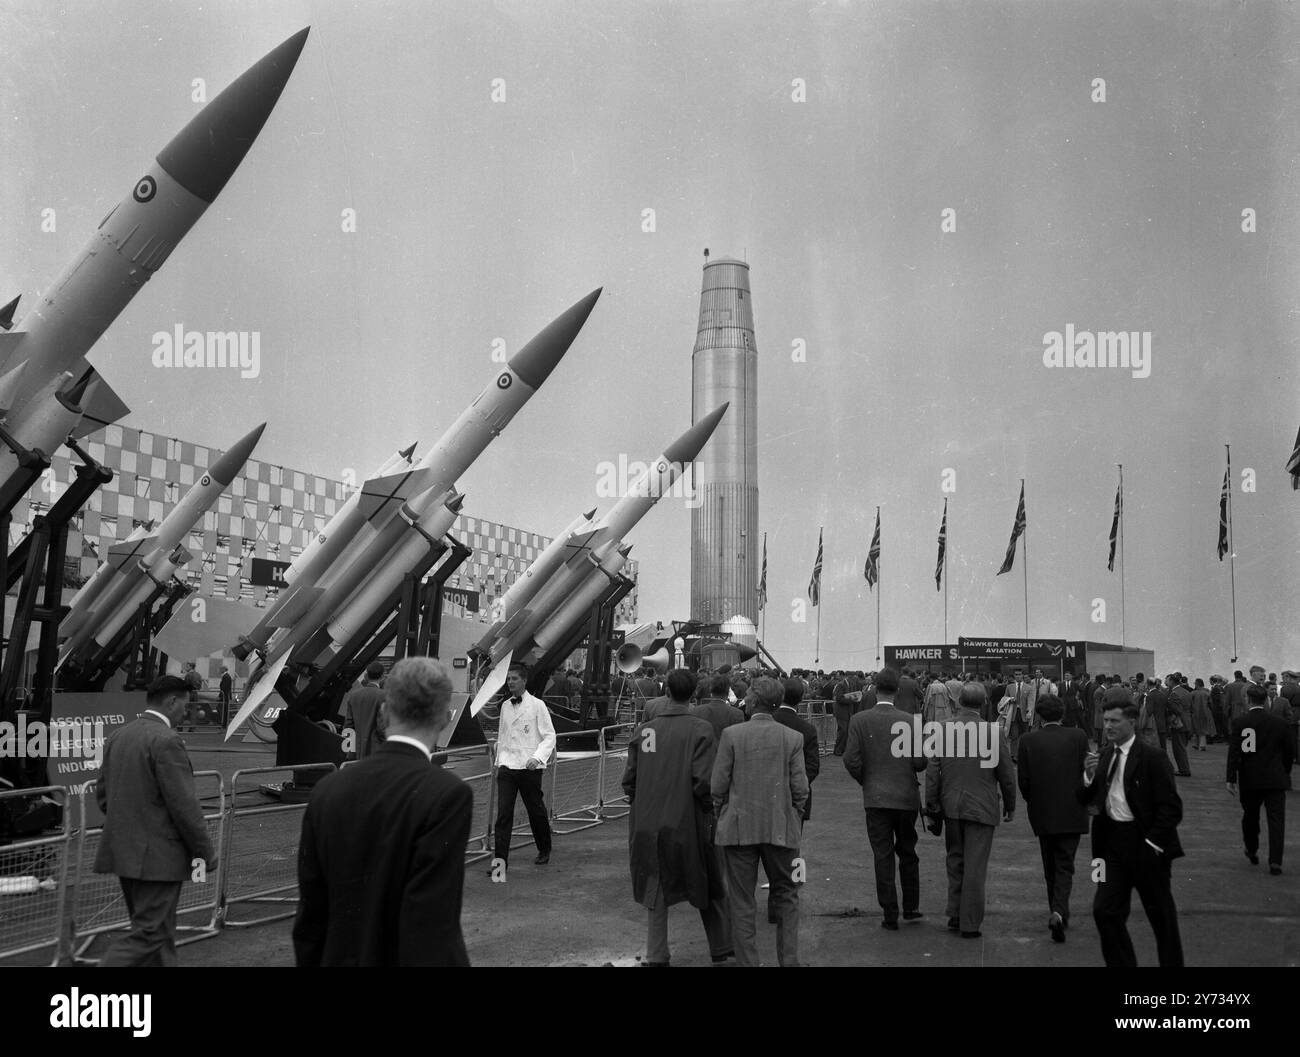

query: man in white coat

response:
[491,662,556,876]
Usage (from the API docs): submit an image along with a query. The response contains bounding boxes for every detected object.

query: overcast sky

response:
[3,0,1297,677]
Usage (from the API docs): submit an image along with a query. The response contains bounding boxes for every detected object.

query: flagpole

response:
[1021,479,1028,637]
[943,499,949,644]
[1118,464,1126,648]
[760,531,767,647]
[1227,444,1238,663]
[875,506,882,666]
[814,526,822,665]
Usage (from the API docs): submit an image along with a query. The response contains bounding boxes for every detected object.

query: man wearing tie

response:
[1080,700,1185,967]
[491,662,556,875]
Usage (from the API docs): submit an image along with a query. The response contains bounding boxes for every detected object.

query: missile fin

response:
[105,532,159,570]
[0,360,27,413]
[224,653,290,740]
[470,652,511,716]
[0,295,18,330]
[354,466,437,522]
[66,363,131,438]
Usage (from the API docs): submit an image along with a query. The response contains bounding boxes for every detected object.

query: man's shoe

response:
[880,919,899,931]
[947,917,961,932]
[1246,849,1259,865]
[641,960,670,967]
[710,950,734,964]
[960,931,982,939]
[1049,912,1065,943]
[534,853,551,865]
[1270,864,1282,875]
[903,910,924,921]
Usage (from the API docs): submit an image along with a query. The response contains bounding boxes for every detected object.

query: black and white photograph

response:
[0,0,1296,1018]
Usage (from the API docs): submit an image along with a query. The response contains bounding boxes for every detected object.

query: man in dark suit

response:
[1144,677,1169,751]
[844,666,927,929]
[218,667,233,726]
[1224,670,1249,725]
[894,668,923,716]
[1079,700,1184,967]
[1166,674,1193,777]
[831,670,861,755]
[94,676,215,967]
[294,657,473,966]
[925,682,1016,938]
[776,677,821,825]
[690,673,745,744]
[1059,673,1084,732]
[1227,683,1294,875]
[341,661,386,760]
[1017,695,1090,942]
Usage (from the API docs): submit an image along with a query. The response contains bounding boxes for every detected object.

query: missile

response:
[478,508,596,639]
[222,290,601,739]
[0,29,308,486]
[231,441,423,659]
[474,404,729,669]
[528,543,631,656]
[59,422,265,666]
[59,519,156,640]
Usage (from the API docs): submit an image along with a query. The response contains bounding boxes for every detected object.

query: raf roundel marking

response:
[496,373,512,390]
[318,533,327,544]
[657,461,667,473]
[200,474,211,487]
[132,176,157,203]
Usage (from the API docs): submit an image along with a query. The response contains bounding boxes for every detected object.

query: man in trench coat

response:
[622,668,732,966]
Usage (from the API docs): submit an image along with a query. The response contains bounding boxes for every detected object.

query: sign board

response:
[47,692,148,827]
[250,557,291,588]
[442,587,479,612]
[958,638,1068,660]
[452,657,468,669]
[884,644,960,664]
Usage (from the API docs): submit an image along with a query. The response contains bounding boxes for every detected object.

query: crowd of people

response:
[85,654,1294,967]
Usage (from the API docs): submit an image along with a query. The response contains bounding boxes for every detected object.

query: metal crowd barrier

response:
[68,771,225,961]
[432,744,495,862]
[219,763,335,929]
[597,723,634,819]
[547,731,605,833]
[0,787,72,965]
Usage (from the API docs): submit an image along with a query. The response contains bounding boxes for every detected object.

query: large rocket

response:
[58,422,267,668]
[469,403,729,711]
[0,29,309,486]
[223,289,603,738]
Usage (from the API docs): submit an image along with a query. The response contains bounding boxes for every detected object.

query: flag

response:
[934,501,947,591]
[997,482,1026,575]
[757,532,768,611]
[1217,469,1230,560]
[1287,424,1300,490]
[807,528,823,606]
[1107,482,1121,571]
[864,510,881,590]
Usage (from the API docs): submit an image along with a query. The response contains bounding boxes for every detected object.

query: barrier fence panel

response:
[69,771,225,960]
[431,744,495,863]
[597,724,635,819]
[219,763,335,929]
[811,714,837,756]
[546,732,603,834]
[0,787,72,965]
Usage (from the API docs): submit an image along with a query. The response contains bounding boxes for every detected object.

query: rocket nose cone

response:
[507,288,601,390]
[156,27,310,203]
[209,422,267,484]
[663,402,729,464]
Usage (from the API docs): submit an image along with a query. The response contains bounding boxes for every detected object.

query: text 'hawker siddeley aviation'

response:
[221,289,603,739]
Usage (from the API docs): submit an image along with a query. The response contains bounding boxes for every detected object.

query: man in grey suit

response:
[95,675,215,966]
[712,677,808,967]
[843,666,927,929]
[341,661,386,760]
[925,682,1016,938]
[1016,694,1090,942]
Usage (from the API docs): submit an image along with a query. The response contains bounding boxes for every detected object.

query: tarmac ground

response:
[136,733,1300,968]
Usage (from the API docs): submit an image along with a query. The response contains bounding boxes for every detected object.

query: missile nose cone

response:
[507,288,601,390]
[583,508,597,521]
[399,442,418,461]
[663,402,729,464]
[448,492,466,512]
[209,422,267,485]
[618,543,633,558]
[156,27,310,203]
[0,295,19,331]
